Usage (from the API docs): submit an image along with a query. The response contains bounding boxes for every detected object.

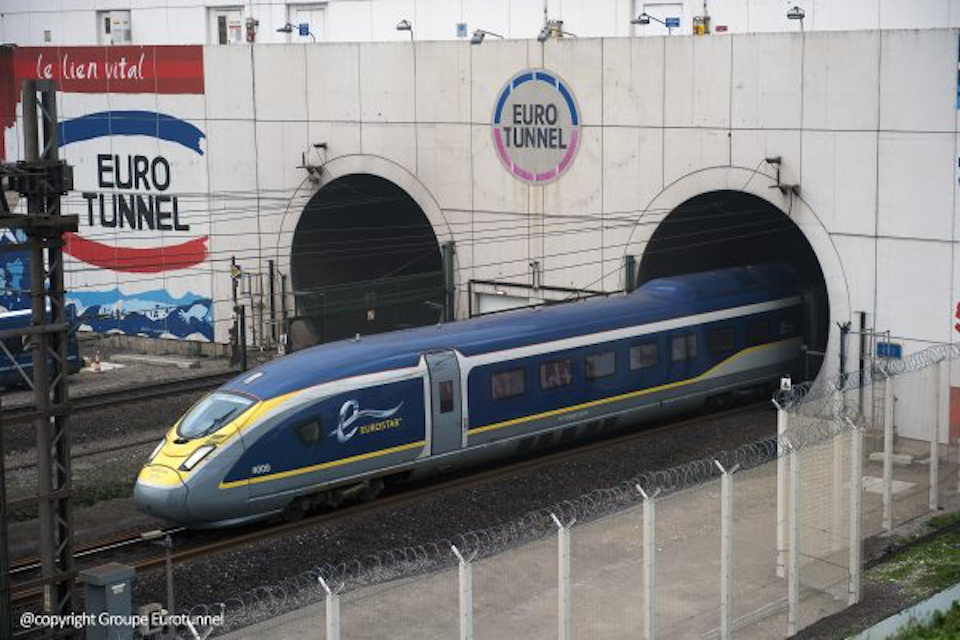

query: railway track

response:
[1,370,238,425]
[9,401,772,608]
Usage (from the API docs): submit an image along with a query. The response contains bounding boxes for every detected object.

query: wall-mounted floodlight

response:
[538,19,576,42]
[471,29,504,45]
[278,22,315,41]
[786,6,805,32]
[631,12,674,35]
[396,19,413,40]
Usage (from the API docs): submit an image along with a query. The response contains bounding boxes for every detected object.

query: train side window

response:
[708,327,736,355]
[746,320,769,347]
[540,359,573,390]
[438,380,454,413]
[671,334,698,362]
[630,343,658,370]
[491,368,525,400]
[295,420,322,445]
[585,351,615,379]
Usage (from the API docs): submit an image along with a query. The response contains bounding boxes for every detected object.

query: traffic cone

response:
[94,350,102,373]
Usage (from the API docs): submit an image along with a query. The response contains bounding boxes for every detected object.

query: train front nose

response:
[134,464,190,522]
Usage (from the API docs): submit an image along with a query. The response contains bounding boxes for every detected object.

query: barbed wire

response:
[180,435,780,635]
[774,342,960,417]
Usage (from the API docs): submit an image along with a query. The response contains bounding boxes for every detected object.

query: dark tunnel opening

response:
[290,174,443,346]
[637,190,830,381]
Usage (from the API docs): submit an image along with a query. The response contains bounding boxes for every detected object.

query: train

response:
[0,308,82,388]
[134,264,804,527]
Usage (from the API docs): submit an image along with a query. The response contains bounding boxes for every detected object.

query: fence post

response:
[787,443,800,637]
[550,513,573,640]
[930,361,942,512]
[451,546,474,640]
[832,431,844,554]
[715,461,738,640]
[318,576,340,640]
[637,485,659,640]
[775,384,790,579]
[883,373,894,531]
[847,421,863,605]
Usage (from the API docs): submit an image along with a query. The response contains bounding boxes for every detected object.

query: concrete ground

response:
[213,429,959,640]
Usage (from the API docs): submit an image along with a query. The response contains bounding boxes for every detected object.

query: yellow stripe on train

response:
[468,339,791,436]
[218,439,426,489]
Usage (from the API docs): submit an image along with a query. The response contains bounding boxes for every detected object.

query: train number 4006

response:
[251,464,272,475]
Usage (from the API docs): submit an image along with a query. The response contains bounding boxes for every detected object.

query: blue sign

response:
[877,342,902,359]
[665,17,681,28]
[298,23,310,36]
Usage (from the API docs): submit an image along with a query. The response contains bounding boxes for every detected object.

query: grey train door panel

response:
[424,351,462,456]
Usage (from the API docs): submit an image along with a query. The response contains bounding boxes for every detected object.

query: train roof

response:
[223,264,800,400]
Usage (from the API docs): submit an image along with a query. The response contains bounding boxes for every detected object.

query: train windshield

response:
[177,392,255,439]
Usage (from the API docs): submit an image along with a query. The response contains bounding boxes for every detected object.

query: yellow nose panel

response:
[138,464,184,487]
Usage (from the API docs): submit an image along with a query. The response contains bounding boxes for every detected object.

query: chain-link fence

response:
[178,341,960,640]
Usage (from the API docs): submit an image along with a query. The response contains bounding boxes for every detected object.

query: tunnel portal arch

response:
[631,184,842,383]
[289,173,443,345]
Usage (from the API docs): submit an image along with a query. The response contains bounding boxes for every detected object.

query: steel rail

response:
[1,371,237,425]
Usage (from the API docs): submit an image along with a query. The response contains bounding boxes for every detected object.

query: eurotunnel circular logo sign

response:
[492,69,581,184]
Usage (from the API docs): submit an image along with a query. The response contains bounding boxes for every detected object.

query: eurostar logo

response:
[331,400,404,444]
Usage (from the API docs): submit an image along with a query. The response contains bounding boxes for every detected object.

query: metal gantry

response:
[0,79,78,638]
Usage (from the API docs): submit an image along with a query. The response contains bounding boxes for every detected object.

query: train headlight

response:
[148,440,165,462]
[180,445,216,471]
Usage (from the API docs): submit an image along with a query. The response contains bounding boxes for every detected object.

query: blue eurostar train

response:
[135,264,804,527]
[0,308,82,388]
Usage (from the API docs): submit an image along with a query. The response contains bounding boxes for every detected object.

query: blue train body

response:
[135,264,804,527]
[0,308,82,388]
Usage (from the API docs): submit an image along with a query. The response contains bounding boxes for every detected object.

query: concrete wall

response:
[4,30,960,439]
[200,29,960,354]
[4,0,960,47]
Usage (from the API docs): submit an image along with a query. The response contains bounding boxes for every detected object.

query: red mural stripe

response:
[63,232,208,273]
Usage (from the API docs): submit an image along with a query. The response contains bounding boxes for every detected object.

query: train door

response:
[424,351,462,456]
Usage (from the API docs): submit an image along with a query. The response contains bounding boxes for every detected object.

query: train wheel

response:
[358,479,384,503]
[281,496,309,522]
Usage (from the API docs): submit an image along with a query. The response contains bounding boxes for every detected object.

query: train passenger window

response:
[492,369,525,400]
[708,327,736,355]
[630,343,658,370]
[585,351,616,379]
[438,380,454,413]
[540,359,573,390]
[295,420,322,445]
[746,320,769,346]
[671,334,698,362]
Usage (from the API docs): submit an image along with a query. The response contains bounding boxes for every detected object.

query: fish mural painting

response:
[0,45,214,341]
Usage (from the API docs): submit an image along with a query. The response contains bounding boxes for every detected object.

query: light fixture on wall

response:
[471,29,504,45]
[396,19,413,40]
[787,6,805,30]
[277,22,315,42]
[537,19,576,42]
[631,12,674,35]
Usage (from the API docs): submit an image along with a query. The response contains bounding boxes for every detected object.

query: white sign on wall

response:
[491,69,581,185]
